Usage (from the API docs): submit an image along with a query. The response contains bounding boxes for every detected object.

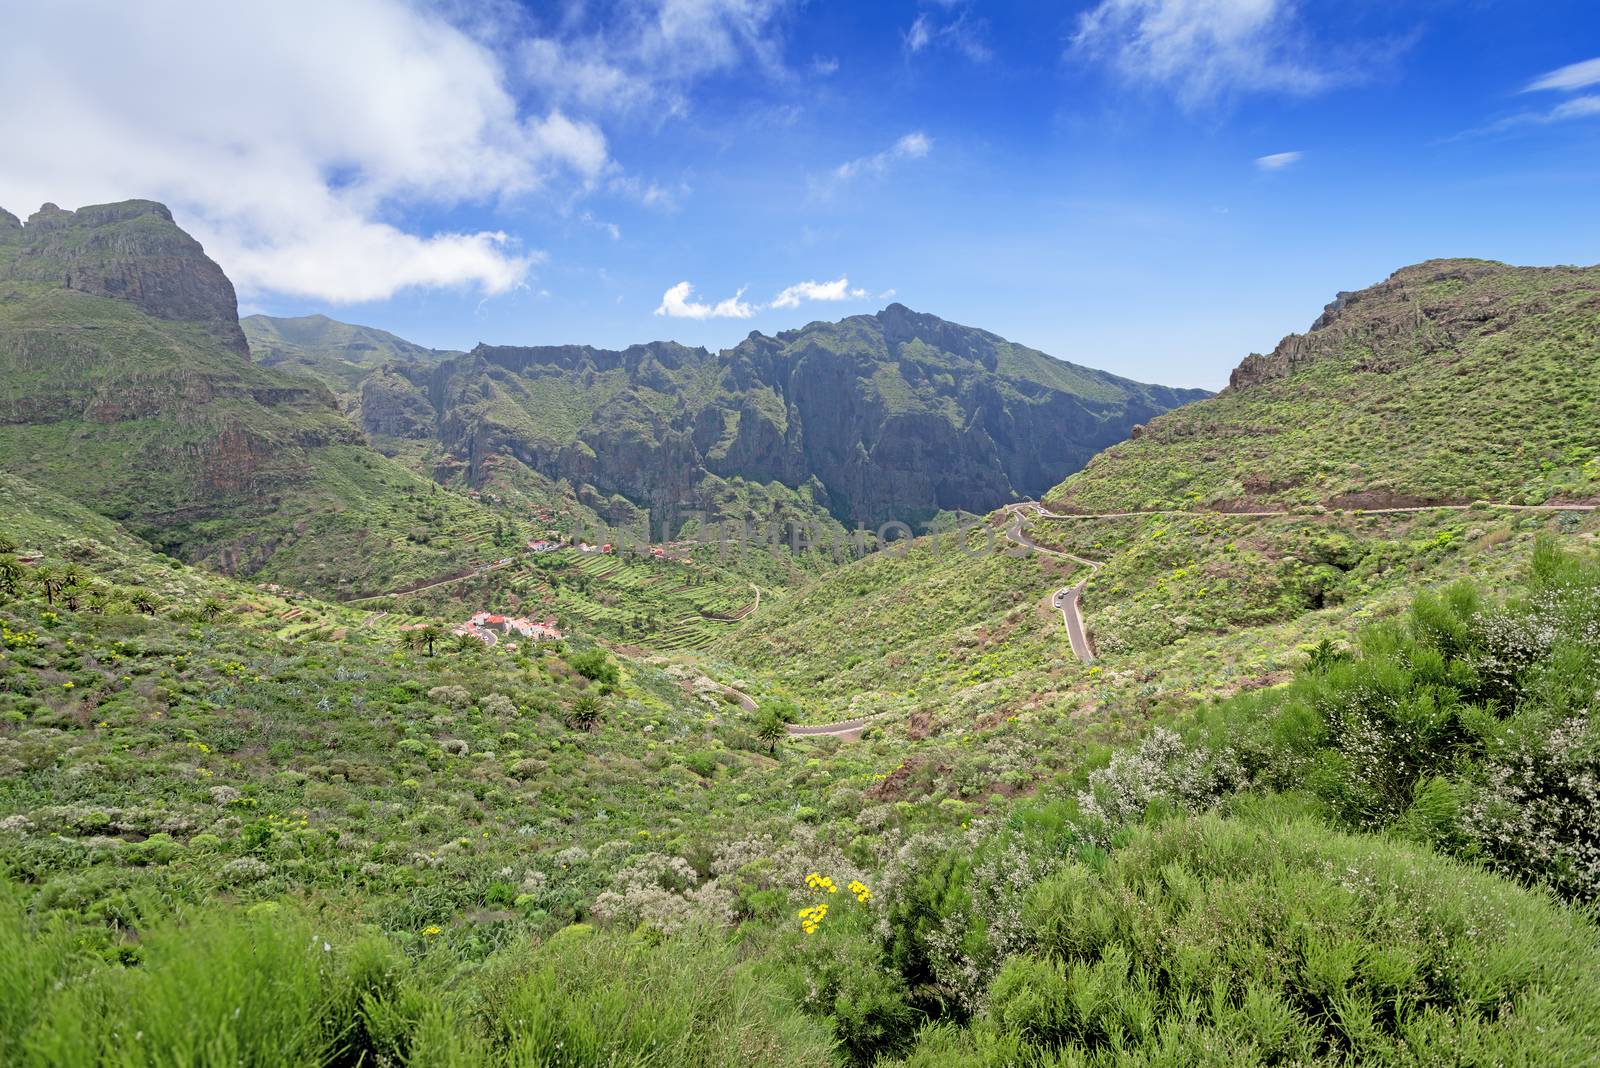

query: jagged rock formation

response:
[1226,259,1543,391]
[359,365,438,438]
[3,199,248,355]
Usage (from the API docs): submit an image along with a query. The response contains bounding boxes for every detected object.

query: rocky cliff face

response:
[2,200,249,355]
[358,366,437,438]
[414,306,1209,530]
[0,200,391,573]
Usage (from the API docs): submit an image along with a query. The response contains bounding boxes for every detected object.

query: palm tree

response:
[755,709,787,756]
[130,589,158,616]
[411,623,443,657]
[35,565,60,606]
[200,598,226,622]
[452,632,480,657]
[0,555,22,598]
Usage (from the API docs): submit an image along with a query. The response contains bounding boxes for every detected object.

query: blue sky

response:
[4,1,1599,389]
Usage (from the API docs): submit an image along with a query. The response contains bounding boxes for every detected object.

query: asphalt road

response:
[1003,505,1100,663]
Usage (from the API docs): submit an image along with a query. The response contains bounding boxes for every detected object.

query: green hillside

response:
[4,216,1599,1066]
[242,312,459,401]
[1049,259,1600,514]
[0,201,528,597]
[3,466,1598,1063]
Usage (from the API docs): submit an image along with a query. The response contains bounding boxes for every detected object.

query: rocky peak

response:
[1226,258,1554,393]
[1,198,248,355]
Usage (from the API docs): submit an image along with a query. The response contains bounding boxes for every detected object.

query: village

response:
[453,609,562,647]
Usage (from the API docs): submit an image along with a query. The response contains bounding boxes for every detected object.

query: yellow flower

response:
[421,925,443,937]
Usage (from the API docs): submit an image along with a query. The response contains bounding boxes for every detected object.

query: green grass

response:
[0,894,835,1066]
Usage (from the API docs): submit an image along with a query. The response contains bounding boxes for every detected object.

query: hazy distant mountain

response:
[242,312,460,401]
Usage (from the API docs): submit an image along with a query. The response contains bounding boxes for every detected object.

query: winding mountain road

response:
[1003,505,1101,663]
[1008,496,1596,660]
[728,496,1599,739]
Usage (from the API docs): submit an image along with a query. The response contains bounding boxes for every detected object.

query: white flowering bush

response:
[426,685,471,713]
[590,852,734,933]
[1462,716,1600,901]
[1076,727,1247,847]
[478,693,517,718]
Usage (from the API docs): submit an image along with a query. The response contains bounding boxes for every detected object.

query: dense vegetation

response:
[0,202,529,597]
[242,312,459,404]
[376,304,1208,535]
[3,443,1597,1063]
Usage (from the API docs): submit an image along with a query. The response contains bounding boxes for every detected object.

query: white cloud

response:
[656,275,872,317]
[0,0,610,303]
[655,281,757,319]
[770,277,868,308]
[1255,150,1303,171]
[1072,0,1341,106]
[1455,93,1600,139]
[0,0,787,304]
[819,132,934,195]
[517,0,792,120]
[1525,56,1600,93]
[1550,95,1600,121]
[904,6,992,62]
[907,14,934,53]
[609,175,690,211]
[580,211,622,241]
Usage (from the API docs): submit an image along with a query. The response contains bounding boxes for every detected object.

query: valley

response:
[2,199,1598,1067]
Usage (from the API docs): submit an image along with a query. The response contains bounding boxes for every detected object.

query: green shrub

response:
[957,807,1600,1065]
[566,649,619,686]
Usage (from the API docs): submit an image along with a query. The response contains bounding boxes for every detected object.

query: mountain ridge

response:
[366,302,1210,532]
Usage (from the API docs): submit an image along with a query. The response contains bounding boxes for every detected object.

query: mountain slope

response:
[1047,258,1600,513]
[385,305,1209,533]
[0,200,520,596]
[243,312,459,400]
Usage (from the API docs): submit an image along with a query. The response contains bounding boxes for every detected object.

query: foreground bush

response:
[891,806,1600,1066]
[0,886,835,1066]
